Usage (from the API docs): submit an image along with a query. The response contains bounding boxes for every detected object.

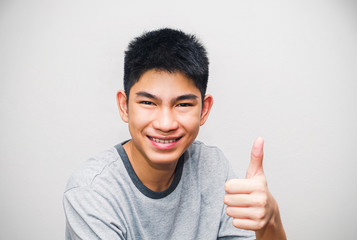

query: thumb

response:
[246,137,264,178]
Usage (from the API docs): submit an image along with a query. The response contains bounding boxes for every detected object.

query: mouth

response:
[147,136,182,144]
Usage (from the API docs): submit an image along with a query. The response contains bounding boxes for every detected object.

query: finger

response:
[246,137,264,178]
[224,192,268,208]
[226,206,266,221]
[225,178,266,194]
[224,194,252,207]
[232,218,266,231]
[225,179,258,194]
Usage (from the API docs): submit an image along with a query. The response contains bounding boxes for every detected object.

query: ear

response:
[200,94,213,126]
[116,90,129,123]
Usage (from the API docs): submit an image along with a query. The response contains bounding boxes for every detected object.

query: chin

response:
[148,152,182,165]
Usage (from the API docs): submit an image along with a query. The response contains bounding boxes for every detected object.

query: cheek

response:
[127,114,147,139]
[177,111,201,132]
[128,105,153,126]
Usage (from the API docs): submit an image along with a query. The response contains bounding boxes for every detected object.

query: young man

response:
[64,28,286,239]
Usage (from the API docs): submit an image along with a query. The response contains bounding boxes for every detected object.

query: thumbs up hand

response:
[224,138,286,239]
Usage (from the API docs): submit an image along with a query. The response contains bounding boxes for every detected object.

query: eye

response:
[140,101,155,105]
[177,103,193,107]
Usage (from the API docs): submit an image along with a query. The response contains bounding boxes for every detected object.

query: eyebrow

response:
[136,91,158,100]
[175,94,198,101]
[135,91,198,103]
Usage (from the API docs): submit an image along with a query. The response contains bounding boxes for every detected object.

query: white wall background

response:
[1,0,356,239]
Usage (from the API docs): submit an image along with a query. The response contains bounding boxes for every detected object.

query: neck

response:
[123,141,178,192]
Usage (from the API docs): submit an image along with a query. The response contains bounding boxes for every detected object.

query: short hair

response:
[124,28,209,100]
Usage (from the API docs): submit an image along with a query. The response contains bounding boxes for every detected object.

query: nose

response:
[152,107,179,133]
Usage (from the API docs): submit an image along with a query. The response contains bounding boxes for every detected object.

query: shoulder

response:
[187,141,229,164]
[64,147,120,192]
[186,141,231,180]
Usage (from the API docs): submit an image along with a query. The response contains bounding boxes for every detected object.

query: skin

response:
[117,69,286,239]
[225,137,287,239]
[116,69,213,192]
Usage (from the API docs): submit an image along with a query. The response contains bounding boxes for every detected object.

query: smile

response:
[148,136,181,144]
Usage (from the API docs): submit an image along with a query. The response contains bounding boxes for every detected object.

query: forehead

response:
[130,70,201,98]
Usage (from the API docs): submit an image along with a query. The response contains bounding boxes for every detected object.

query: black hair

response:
[124,28,209,100]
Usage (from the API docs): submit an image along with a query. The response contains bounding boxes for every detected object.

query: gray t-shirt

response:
[63,141,255,240]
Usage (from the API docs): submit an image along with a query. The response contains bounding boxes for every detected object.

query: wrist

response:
[256,197,286,240]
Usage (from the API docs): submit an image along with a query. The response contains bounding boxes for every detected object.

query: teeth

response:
[151,137,176,143]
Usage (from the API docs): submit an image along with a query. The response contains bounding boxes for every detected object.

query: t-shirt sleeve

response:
[217,159,256,240]
[63,186,126,240]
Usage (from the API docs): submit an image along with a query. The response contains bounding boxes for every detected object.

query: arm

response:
[224,137,286,240]
[64,187,126,240]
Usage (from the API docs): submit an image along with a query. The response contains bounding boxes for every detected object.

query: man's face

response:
[118,69,212,166]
